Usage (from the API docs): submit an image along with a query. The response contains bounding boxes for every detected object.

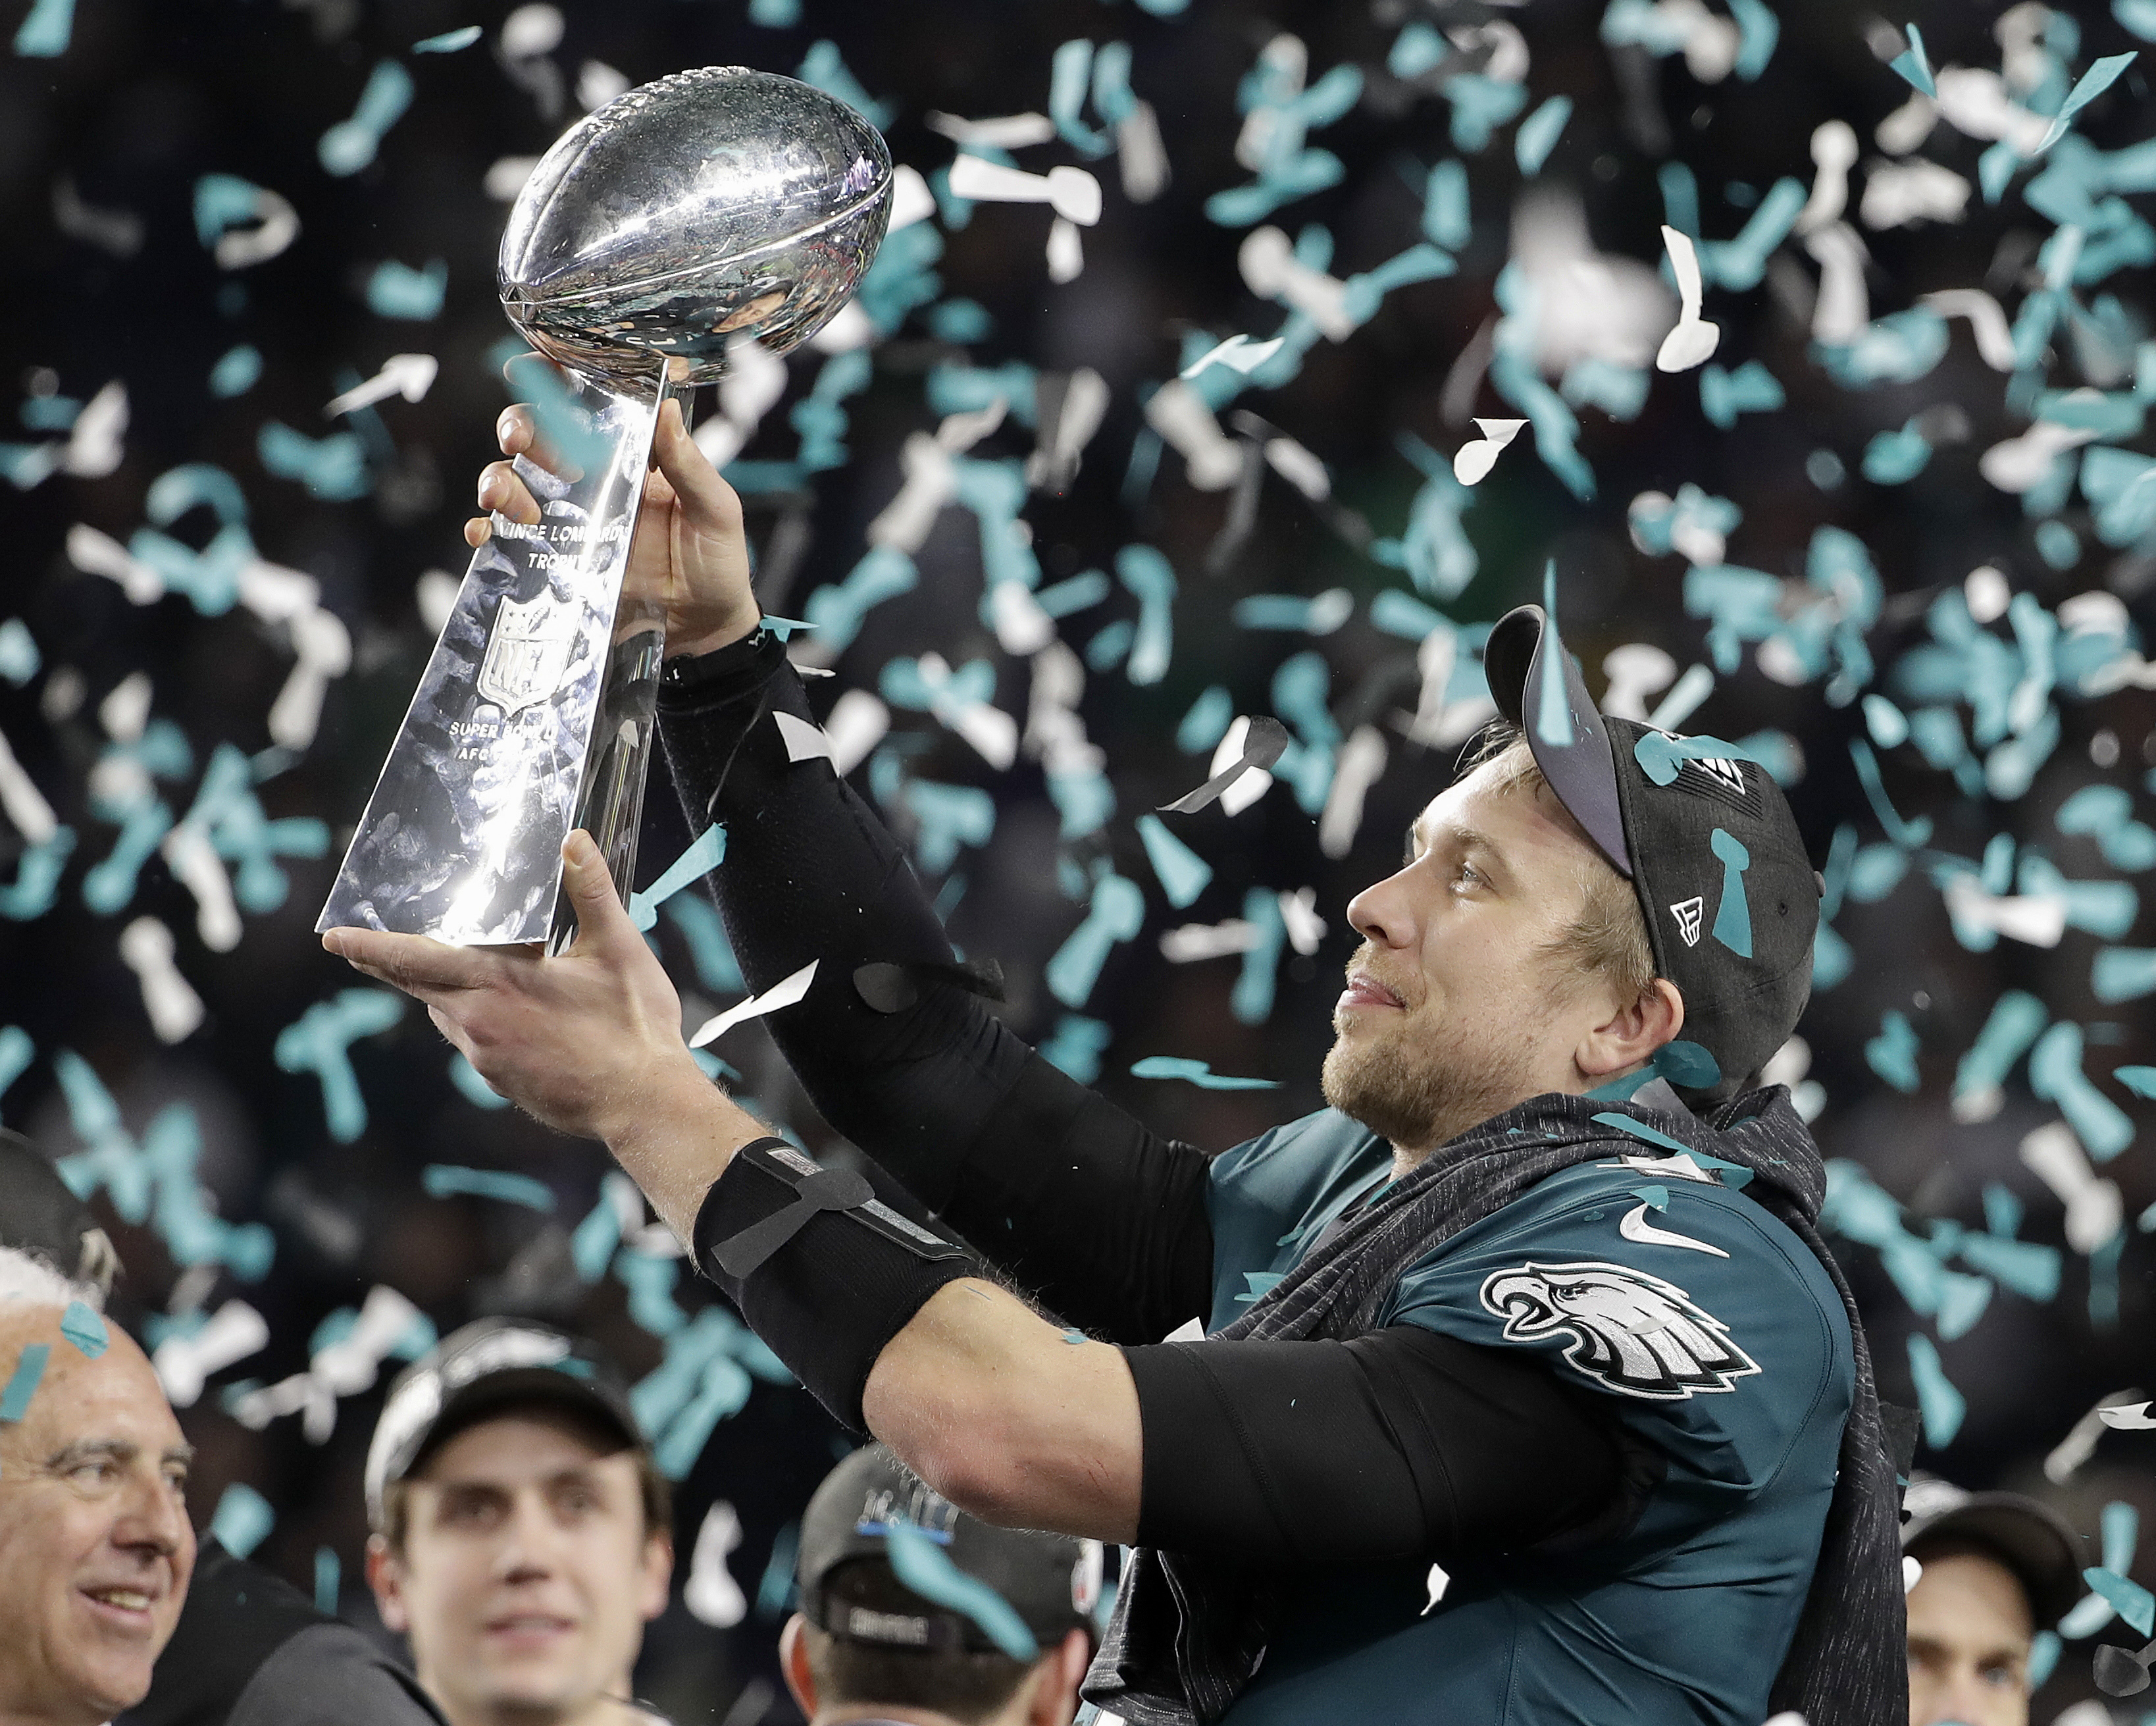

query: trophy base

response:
[318,363,680,951]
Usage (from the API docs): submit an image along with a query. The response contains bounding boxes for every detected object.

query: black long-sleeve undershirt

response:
[656,632,1635,1562]
[655,631,1216,1345]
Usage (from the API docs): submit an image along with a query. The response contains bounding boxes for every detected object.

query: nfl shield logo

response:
[476,593,577,716]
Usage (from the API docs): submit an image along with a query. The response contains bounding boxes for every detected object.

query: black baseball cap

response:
[0,1128,120,1296]
[1481,603,1820,1101]
[1899,1474,2084,1629]
[365,1317,643,1527]
[798,1444,1101,1659]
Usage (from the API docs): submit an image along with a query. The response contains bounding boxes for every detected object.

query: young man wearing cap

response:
[363,1318,674,1726]
[331,407,1905,1725]
[780,1444,1095,1726]
[1899,1476,2083,1726]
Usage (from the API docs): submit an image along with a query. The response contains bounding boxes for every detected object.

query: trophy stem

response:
[319,367,677,949]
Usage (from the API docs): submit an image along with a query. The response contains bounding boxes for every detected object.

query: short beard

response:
[1320,1001,1554,1161]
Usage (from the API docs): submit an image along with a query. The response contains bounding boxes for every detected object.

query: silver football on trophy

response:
[500,66,894,391]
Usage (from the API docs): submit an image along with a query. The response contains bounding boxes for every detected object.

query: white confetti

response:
[684,1500,748,1628]
[2018,1122,2123,1255]
[324,353,438,417]
[945,155,1101,225]
[119,916,205,1043]
[824,690,890,777]
[1452,417,1527,485]
[689,959,819,1047]
[773,711,835,765]
[1654,226,1720,372]
[151,1299,269,1408]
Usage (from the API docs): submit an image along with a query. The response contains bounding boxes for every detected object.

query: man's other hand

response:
[468,395,760,659]
[322,831,706,1148]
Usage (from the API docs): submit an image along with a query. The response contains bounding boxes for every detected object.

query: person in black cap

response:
[1899,1475,2083,1726]
[0,1128,446,1726]
[363,1319,674,1726]
[781,1444,1095,1726]
[334,420,1906,1726]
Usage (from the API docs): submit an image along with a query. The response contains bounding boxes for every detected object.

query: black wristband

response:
[657,625,790,707]
[694,1138,983,1432]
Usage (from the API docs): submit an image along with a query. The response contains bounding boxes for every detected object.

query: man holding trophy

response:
[327,63,1904,1726]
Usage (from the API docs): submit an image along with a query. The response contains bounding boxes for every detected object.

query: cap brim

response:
[1482,604,1633,877]
[1904,1495,2086,1629]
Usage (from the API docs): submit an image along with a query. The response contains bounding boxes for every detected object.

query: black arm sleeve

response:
[1121,1326,1660,1565]
[654,637,1215,1344]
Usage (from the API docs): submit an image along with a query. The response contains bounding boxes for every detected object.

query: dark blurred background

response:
[1,0,2153,1719]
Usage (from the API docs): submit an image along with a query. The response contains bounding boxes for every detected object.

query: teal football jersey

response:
[1199,1106,1854,1726]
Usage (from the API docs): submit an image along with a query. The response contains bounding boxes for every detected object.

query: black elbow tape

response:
[694,1138,983,1433]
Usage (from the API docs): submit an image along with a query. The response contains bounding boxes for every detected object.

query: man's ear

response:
[1575,978,1685,1083]
[778,1615,818,1721]
[638,1530,674,1624]
[365,1533,409,1634]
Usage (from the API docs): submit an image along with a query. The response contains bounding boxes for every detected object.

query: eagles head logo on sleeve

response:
[1477,1261,1760,1399]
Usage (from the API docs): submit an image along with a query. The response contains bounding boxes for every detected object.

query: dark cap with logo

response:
[365,1317,643,1527]
[1481,602,1820,1101]
[798,1444,1101,1659]
[1899,1474,2084,1629]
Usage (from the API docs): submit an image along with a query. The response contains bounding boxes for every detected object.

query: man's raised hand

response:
[467,395,761,659]
[322,829,709,1150]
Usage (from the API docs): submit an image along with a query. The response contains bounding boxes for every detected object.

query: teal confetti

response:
[0,1344,49,1422]
[1590,1111,1691,1157]
[448,1052,510,1111]
[1887,24,1935,97]
[2035,53,2137,155]
[1231,887,1287,1024]
[209,1482,274,1559]
[0,1024,32,1099]
[885,1521,1039,1660]
[1906,1334,1964,1448]
[1861,420,1932,484]
[1040,1014,1111,1084]
[806,546,918,652]
[0,617,36,685]
[2120,0,2156,40]
[1534,563,1570,748]
[422,1165,553,1211]
[796,39,896,128]
[2030,1022,2135,1161]
[1514,96,1572,177]
[1864,1011,1920,1093]
[1135,816,1212,908]
[259,423,369,501]
[1235,1271,1285,1305]
[319,61,414,176]
[756,1519,801,1620]
[1729,0,1779,78]
[1953,991,2047,1111]
[2117,1066,2156,1099]
[2086,1567,2156,1637]
[1708,829,1753,957]
[1652,1041,1722,1089]
[1117,546,1177,685]
[1699,360,1785,429]
[1129,1056,1279,1090]
[12,0,72,56]
[313,1548,340,1613]
[1631,1185,1670,1212]
[1045,871,1144,1008]
[208,345,262,398]
[274,989,406,1143]
[749,0,801,22]
[59,1300,107,1358]
[1177,687,1233,754]
[630,824,728,931]
[1062,1328,1087,1345]
[367,257,447,321]
[1632,731,1756,788]
[1,828,77,921]
[413,24,482,51]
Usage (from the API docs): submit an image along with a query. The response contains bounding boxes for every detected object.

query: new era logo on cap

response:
[1669,897,1706,947]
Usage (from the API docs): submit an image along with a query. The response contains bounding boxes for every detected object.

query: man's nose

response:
[113,1471,188,1561]
[1346,867,1417,950]
[494,1492,565,1581]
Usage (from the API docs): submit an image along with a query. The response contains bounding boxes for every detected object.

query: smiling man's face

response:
[0,1305,195,1726]
[369,1411,670,1726]
[1324,744,1672,1164]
